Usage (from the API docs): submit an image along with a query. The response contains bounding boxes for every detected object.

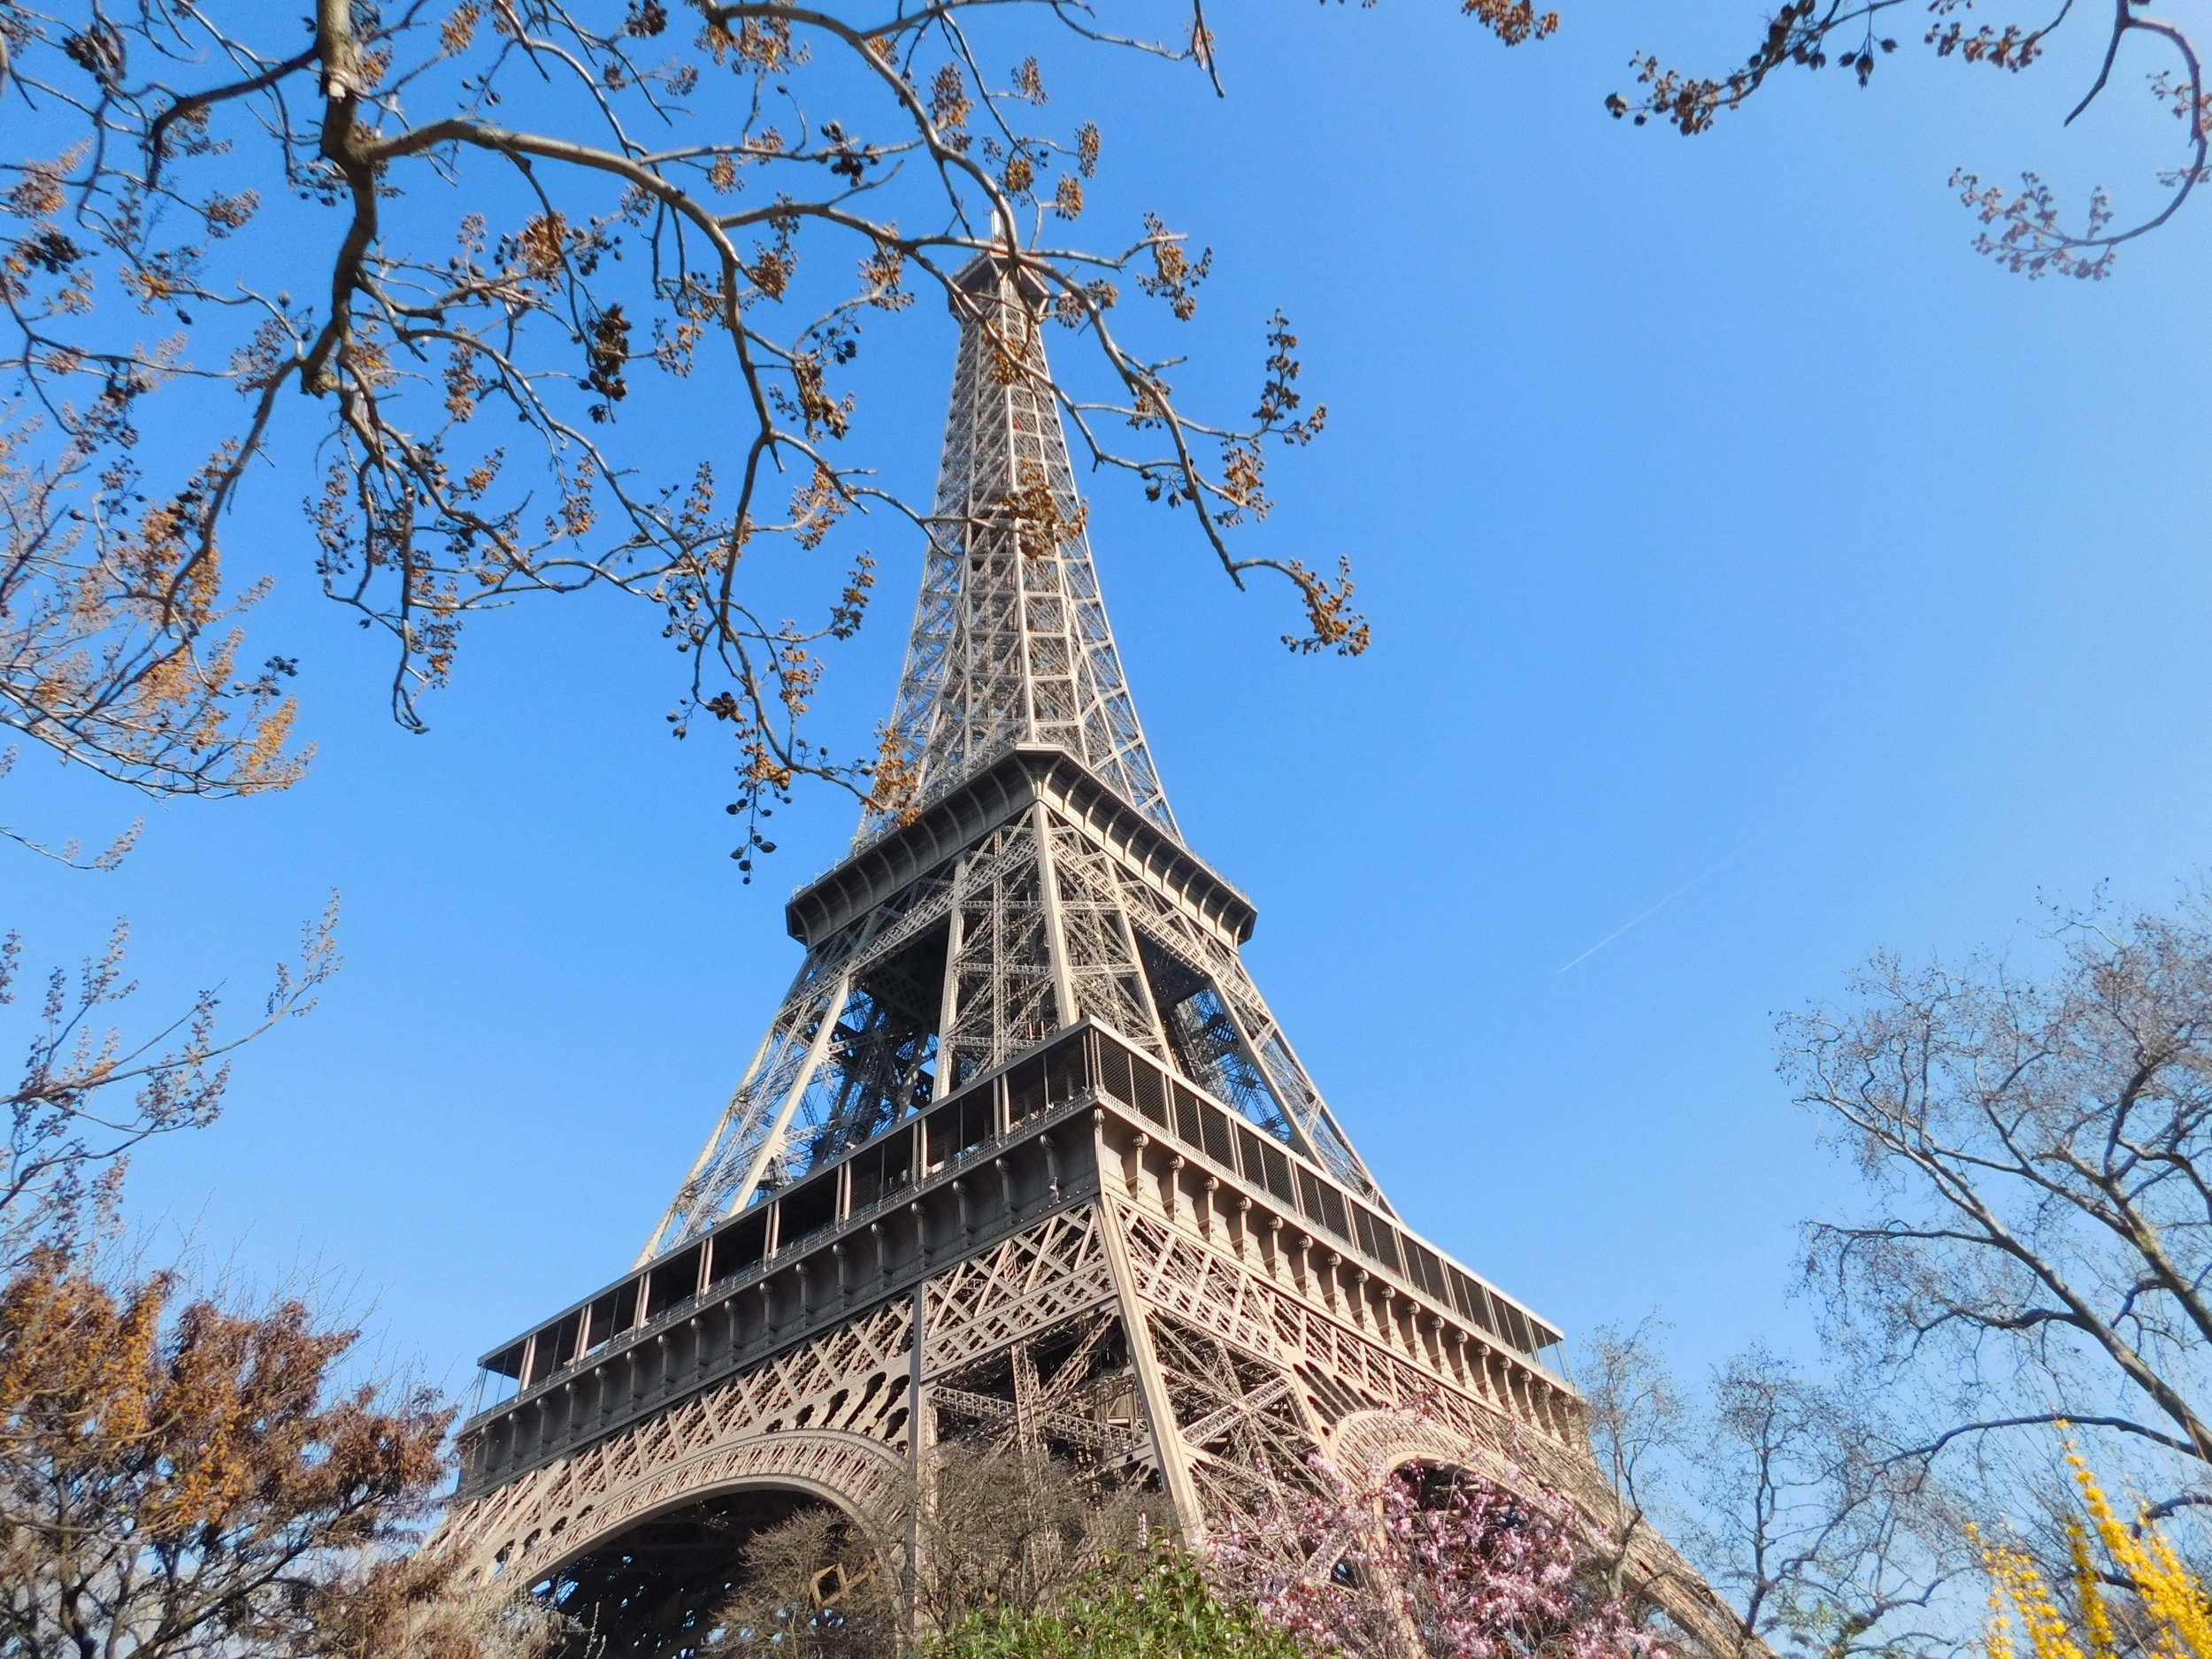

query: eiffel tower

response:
[442,252,1682,1651]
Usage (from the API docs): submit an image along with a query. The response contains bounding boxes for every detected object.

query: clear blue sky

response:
[10,0,2212,1399]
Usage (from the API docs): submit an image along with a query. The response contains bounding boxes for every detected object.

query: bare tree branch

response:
[1,0,1558,847]
[1606,0,2208,279]
[0,895,340,1260]
[1785,879,2212,1513]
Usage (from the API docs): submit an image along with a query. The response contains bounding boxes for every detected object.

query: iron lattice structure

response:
[442,254,1738,1655]
[637,256,1374,1263]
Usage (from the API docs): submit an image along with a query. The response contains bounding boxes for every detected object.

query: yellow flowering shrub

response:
[1979,1448,2212,1659]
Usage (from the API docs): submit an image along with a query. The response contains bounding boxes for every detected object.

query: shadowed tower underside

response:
[439,252,1726,1656]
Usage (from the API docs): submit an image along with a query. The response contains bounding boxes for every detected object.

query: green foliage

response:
[928,1550,1312,1659]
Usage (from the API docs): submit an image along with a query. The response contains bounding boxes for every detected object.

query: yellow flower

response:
[1980,1440,2212,1659]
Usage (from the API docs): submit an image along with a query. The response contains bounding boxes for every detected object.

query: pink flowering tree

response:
[1212,1458,1671,1659]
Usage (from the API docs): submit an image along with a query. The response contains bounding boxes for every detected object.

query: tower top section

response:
[856,252,1175,846]
[634,252,1384,1262]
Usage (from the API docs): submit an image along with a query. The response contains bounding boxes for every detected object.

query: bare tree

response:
[0,748,141,868]
[0,897,337,1260]
[0,0,1549,849]
[1576,887,2212,1659]
[904,1440,1151,1633]
[1,407,329,1257]
[1606,0,2206,280]
[1579,1326,1961,1659]
[1684,1350,1969,1659]
[1782,880,2212,1521]
[1582,1318,1693,1606]
[709,1505,901,1659]
[690,1441,1151,1659]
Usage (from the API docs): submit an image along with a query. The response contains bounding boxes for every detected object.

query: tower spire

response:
[861,253,1174,844]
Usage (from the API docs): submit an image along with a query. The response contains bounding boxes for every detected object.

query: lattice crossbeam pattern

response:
[643,778,1387,1256]
[864,259,1171,842]
[448,1080,1588,1592]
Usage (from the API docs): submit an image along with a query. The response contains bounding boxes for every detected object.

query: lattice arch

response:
[458,1428,913,1591]
[1325,1408,1535,1495]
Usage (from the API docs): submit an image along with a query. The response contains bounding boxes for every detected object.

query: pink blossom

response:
[1211,1453,1667,1659]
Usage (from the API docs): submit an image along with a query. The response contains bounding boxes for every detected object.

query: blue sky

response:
[10,0,2212,1400]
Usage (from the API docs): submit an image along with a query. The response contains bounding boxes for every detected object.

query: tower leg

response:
[1093,1127,1208,1543]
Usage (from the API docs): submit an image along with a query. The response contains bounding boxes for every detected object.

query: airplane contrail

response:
[1555,849,1743,975]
